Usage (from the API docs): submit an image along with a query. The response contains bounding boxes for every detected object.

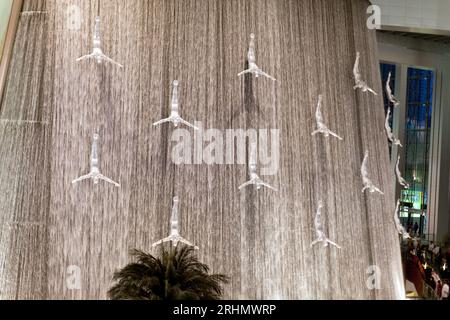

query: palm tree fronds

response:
[108,245,229,300]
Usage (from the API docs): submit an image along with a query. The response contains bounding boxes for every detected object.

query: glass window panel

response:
[402,67,434,236]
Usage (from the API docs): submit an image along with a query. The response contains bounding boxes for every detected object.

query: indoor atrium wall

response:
[0,0,405,300]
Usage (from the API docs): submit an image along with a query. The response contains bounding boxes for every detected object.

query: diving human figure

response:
[311,95,343,140]
[311,201,341,249]
[72,134,120,187]
[361,151,384,195]
[152,196,199,249]
[385,108,402,147]
[394,200,411,240]
[238,34,276,81]
[77,16,123,68]
[153,80,199,130]
[386,72,400,107]
[396,156,410,189]
[353,52,377,95]
[239,143,277,191]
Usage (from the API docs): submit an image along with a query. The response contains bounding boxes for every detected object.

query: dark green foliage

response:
[108,246,229,300]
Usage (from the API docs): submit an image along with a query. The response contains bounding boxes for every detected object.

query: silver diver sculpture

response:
[385,108,403,147]
[77,16,123,68]
[72,134,120,187]
[396,155,410,189]
[353,52,377,95]
[239,143,277,191]
[361,151,384,195]
[394,200,411,240]
[386,72,400,107]
[152,196,199,250]
[311,201,341,249]
[153,80,199,130]
[238,33,276,81]
[311,95,343,140]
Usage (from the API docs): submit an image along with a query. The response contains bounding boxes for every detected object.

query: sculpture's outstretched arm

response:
[259,181,278,191]
[256,69,277,82]
[326,239,342,249]
[99,53,124,68]
[97,174,120,187]
[311,240,321,248]
[72,173,93,184]
[314,128,343,140]
[238,180,254,190]
[238,69,253,77]
[366,86,378,96]
[179,118,200,130]
[372,186,385,195]
[178,238,199,250]
[151,236,172,248]
[76,53,95,62]
[328,130,344,140]
[153,118,172,126]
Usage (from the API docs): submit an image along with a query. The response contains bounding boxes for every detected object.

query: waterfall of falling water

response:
[0,0,52,299]
[0,0,405,300]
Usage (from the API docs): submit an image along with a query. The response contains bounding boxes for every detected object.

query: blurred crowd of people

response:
[407,238,449,300]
